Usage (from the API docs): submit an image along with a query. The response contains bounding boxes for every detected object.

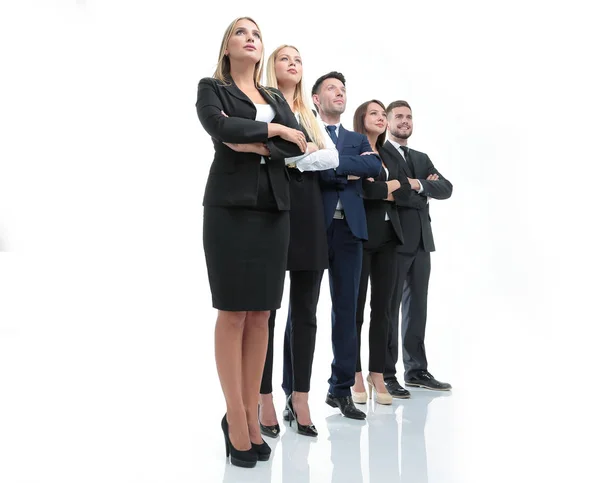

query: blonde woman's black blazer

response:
[196,77,304,210]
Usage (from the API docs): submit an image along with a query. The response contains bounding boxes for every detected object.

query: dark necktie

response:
[400,145,415,177]
[326,125,338,144]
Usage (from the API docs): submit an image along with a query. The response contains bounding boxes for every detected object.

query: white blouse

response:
[254,103,275,164]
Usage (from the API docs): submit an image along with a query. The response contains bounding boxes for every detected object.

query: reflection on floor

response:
[220,389,453,483]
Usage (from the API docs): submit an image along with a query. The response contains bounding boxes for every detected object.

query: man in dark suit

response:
[382,100,453,395]
[311,72,382,419]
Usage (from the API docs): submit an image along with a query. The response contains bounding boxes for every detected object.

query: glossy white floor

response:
[1,259,598,483]
[219,387,454,483]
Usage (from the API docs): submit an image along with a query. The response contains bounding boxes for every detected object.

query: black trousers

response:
[356,221,398,373]
[260,270,323,395]
[384,246,431,381]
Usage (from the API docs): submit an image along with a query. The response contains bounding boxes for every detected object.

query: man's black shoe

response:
[325,393,366,420]
[405,371,452,391]
[384,380,411,399]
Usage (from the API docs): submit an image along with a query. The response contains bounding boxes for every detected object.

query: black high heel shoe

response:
[259,421,280,438]
[286,395,318,437]
[251,440,271,461]
[258,405,280,438]
[221,414,258,468]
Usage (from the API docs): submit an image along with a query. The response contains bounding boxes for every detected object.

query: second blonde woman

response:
[259,45,339,437]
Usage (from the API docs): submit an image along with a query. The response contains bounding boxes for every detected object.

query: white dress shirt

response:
[284,113,339,172]
[321,121,344,211]
[254,103,275,164]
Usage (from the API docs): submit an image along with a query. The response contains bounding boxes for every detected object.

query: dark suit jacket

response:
[196,77,303,210]
[380,141,453,253]
[286,123,328,271]
[319,126,382,241]
[362,149,412,249]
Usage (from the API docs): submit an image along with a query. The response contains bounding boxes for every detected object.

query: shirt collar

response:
[388,139,409,157]
[388,139,408,150]
[322,121,341,132]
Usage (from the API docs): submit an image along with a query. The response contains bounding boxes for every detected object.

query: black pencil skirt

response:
[203,167,290,311]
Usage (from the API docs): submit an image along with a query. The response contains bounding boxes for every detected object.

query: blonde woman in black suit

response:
[195,17,306,468]
[257,45,339,438]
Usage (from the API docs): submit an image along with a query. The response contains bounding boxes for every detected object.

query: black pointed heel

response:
[259,421,281,438]
[286,395,318,437]
[221,414,258,468]
[258,404,280,438]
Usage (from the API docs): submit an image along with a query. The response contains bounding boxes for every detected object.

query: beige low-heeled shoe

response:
[367,374,393,405]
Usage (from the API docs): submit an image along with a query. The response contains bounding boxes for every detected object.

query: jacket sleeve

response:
[417,154,453,200]
[319,168,348,188]
[362,179,389,199]
[264,89,303,160]
[393,190,428,209]
[334,136,382,178]
[196,78,269,143]
[394,169,412,202]
[362,163,412,200]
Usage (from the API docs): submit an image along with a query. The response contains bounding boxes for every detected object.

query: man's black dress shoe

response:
[405,371,452,391]
[384,380,411,399]
[325,393,366,420]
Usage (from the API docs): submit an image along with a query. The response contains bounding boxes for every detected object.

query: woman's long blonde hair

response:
[213,17,265,87]
[266,45,325,149]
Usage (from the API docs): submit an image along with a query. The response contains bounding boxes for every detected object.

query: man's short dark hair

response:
[386,100,412,115]
[311,71,346,96]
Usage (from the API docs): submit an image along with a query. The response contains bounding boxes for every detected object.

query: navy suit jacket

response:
[320,125,382,240]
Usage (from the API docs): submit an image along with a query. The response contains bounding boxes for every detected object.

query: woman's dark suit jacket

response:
[362,147,412,249]
[286,123,328,271]
[196,77,304,210]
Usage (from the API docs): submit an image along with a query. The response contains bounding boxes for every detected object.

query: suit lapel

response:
[337,124,347,151]
[383,141,411,178]
[407,149,421,177]
[221,78,254,106]
[222,79,285,122]
[381,146,398,181]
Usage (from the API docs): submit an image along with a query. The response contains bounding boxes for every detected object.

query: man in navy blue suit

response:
[311,72,382,419]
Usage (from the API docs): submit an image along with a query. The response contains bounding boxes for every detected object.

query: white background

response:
[1,1,599,482]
